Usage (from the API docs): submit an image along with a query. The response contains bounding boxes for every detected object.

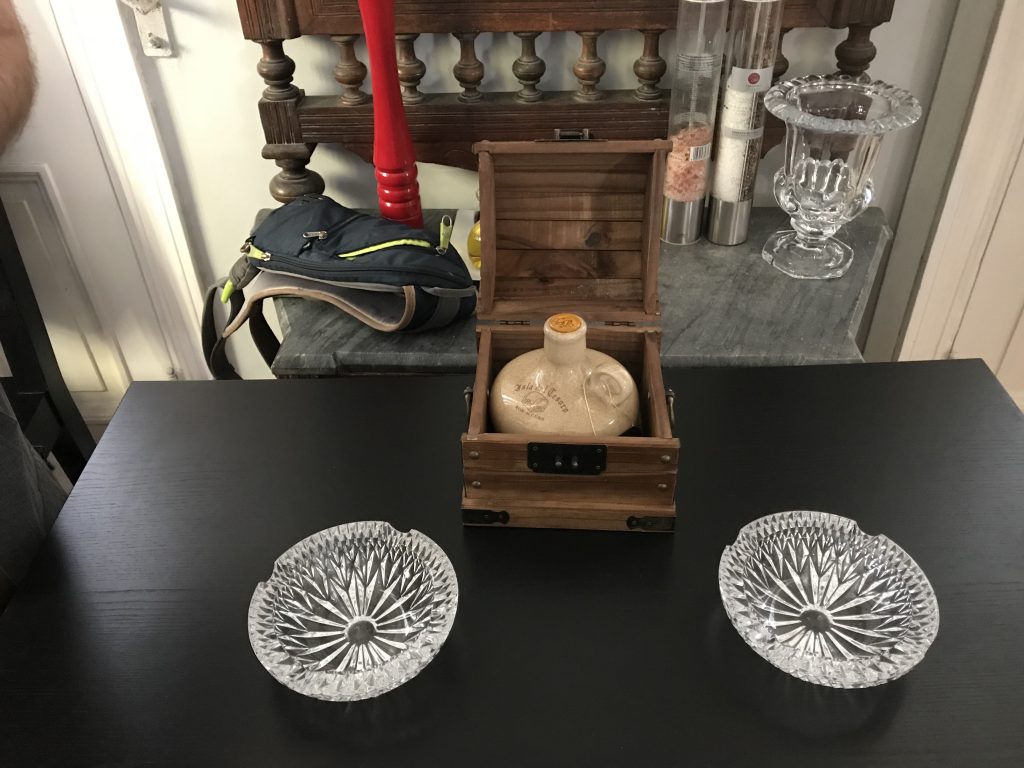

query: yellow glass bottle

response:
[467,218,482,270]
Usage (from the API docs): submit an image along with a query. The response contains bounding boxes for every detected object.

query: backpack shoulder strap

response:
[201,252,282,379]
[202,278,244,380]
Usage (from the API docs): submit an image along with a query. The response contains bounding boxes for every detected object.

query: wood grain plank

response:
[298,93,675,171]
[643,334,673,439]
[477,139,671,155]
[494,250,643,280]
[493,277,643,303]
[641,149,667,315]
[492,153,651,173]
[495,220,644,251]
[462,438,678,474]
[478,149,497,313]
[463,469,677,504]
[294,0,834,34]
[495,192,646,221]
[480,297,656,323]
[467,328,491,437]
[461,496,676,531]
[238,0,301,39]
[495,171,650,196]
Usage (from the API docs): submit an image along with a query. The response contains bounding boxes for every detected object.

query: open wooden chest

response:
[461,138,680,532]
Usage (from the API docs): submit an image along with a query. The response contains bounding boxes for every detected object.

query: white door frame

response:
[899,0,1024,362]
[47,0,209,381]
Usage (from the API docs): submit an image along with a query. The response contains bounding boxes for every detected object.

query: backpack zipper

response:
[335,238,435,261]
[248,246,466,286]
[436,215,453,255]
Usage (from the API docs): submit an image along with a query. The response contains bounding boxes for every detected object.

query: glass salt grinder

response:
[662,0,730,245]
[706,0,784,245]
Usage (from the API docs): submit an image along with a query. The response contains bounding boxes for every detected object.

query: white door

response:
[0,0,199,426]
[948,144,1024,409]
[899,0,1024,411]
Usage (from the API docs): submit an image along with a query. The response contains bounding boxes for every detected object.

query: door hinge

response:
[118,0,173,57]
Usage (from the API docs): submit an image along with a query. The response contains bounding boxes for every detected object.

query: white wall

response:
[134,0,958,378]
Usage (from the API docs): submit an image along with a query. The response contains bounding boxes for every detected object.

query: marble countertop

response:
[271,207,891,376]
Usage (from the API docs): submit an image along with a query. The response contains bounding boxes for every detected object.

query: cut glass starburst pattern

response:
[719,511,938,688]
[248,521,458,701]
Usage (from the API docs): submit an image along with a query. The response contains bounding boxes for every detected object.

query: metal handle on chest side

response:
[666,388,676,434]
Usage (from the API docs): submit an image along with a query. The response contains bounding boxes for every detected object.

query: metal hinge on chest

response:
[462,509,510,525]
[627,516,675,532]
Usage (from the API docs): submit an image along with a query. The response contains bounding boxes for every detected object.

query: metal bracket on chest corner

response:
[528,443,606,475]
[666,388,676,434]
[462,509,510,525]
[627,516,675,532]
[463,386,474,427]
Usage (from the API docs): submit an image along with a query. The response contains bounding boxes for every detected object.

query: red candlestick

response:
[357,0,423,228]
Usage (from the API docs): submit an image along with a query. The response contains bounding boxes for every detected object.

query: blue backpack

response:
[202,195,476,379]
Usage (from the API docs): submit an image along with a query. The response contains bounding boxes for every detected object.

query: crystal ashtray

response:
[248,521,458,701]
[719,511,939,688]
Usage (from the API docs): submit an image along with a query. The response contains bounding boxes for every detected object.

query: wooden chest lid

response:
[473,138,671,325]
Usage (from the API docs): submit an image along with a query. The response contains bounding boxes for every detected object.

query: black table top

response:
[1,360,1022,767]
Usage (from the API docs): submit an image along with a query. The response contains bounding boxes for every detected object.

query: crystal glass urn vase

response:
[762,75,921,279]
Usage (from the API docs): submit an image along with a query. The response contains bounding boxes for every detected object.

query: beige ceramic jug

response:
[489,314,640,436]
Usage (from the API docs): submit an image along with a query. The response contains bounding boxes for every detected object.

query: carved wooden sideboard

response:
[236,0,897,202]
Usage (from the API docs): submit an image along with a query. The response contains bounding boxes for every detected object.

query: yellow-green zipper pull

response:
[247,244,271,261]
[437,215,453,254]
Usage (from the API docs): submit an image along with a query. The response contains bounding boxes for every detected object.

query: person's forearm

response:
[0,0,34,154]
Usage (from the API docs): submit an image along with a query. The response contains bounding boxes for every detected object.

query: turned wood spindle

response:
[513,32,545,103]
[633,29,666,102]
[395,33,426,105]
[453,32,484,103]
[257,40,300,101]
[263,143,325,203]
[774,27,793,82]
[573,31,606,102]
[836,23,881,78]
[331,35,369,106]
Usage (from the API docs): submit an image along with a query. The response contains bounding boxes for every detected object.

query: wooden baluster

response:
[257,40,300,101]
[774,27,792,82]
[331,34,369,106]
[262,143,325,203]
[836,23,881,78]
[573,31,606,101]
[257,41,323,201]
[453,32,484,103]
[633,29,666,102]
[513,32,545,103]
[395,33,426,105]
